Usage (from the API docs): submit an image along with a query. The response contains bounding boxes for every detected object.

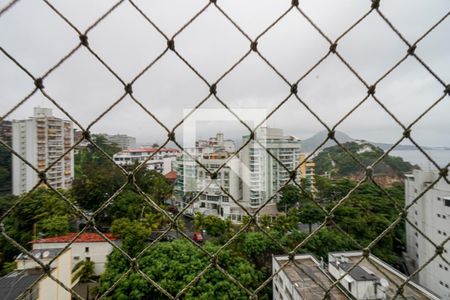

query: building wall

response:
[12,108,74,195]
[272,256,307,300]
[405,170,450,299]
[33,242,115,275]
[38,249,72,300]
[241,127,301,209]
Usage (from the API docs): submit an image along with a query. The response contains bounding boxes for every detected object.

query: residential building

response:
[241,127,302,214]
[273,251,438,300]
[104,134,136,150]
[297,153,316,193]
[405,170,450,299]
[174,135,243,221]
[0,248,72,300]
[113,147,180,174]
[32,232,119,275]
[175,129,304,222]
[12,107,74,195]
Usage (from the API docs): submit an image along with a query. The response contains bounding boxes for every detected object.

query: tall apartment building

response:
[175,129,305,221]
[174,134,243,221]
[241,127,302,214]
[12,108,74,195]
[405,170,450,299]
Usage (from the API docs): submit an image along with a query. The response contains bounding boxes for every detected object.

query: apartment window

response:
[85,247,89,253]
[445,199,450,207]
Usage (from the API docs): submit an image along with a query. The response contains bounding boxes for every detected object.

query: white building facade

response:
[12,107,74,195]
[113,147,180,175]
[174,134,243,221]
[104,134,136,150]
[405,170,450,299]
[241,127,302,213]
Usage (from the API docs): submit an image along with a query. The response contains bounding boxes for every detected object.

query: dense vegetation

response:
[0,145,12,195]
[314,142,416,181]
[0,134,409,298]
[0,135,173,276]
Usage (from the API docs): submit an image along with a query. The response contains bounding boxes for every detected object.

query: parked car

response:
[193,232,204,243]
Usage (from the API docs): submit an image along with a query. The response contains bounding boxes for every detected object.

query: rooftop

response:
[331,261,379,281]
[164,171,177,180]
[274,255,349,300]
[17,248,65,260]
[32,232,118,244]
[0,270,42,300]
[122,147,179,153]
[330,252,438,299]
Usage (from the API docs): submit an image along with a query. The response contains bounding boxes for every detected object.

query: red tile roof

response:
[164,171,177,180]
[32,233,118,244]
[123,147,179,153]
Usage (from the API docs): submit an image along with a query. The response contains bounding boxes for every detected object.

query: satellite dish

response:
[380,278,389,288]
[43,251,50,258]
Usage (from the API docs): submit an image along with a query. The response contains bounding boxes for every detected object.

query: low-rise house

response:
[32,232,118,275]
[0,248,72,300]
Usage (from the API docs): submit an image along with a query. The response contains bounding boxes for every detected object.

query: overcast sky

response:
[1,0,449,148]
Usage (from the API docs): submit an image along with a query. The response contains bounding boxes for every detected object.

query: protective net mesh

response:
[0,0,449,299]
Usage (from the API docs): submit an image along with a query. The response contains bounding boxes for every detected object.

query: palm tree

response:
[72,260,96,300]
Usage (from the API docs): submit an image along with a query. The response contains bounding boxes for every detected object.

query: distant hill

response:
[313,141,418,186]
[299,130,354,153]
[299,130,449,153]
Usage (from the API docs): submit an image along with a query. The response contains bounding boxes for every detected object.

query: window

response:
[445,199,450,207]
[85,247,89,253]
[86,257,91,262]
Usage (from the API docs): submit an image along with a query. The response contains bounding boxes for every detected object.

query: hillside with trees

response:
[313,142,417,185]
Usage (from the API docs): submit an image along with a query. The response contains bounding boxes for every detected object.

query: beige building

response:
[0,248,72,300]
[32,232,119,275]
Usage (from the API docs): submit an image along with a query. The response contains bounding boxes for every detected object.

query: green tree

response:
[277,185,302,212]
[0,144,12,195]
[0,188,75,274]
[38,215,70,237]
[111,218,151,257]
[296,203,325,233]
[99,239,265,299]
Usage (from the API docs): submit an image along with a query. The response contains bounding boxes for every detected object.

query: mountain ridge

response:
[299,130,449,153]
